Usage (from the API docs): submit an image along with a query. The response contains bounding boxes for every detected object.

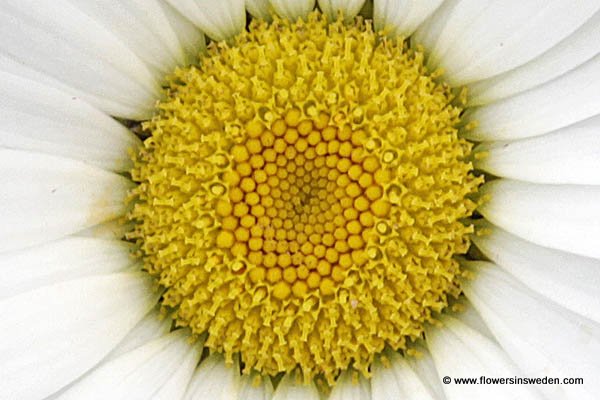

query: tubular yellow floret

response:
[128,12,482,385]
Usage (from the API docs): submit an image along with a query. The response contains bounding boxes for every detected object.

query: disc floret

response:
[129,12,482,384]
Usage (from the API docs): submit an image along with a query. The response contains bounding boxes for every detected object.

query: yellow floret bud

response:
[215,199,232,217]
[231,145,249,163]
[320,278,335,296]
[246,120,264,138]
[272,281,291,300]
[284,108,302,127]
[292,280,308,297]
[216,231,234,248]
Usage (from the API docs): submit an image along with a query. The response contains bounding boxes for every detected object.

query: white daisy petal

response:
[161,1,206,64]
[469,10,600,106]
[329,369,370,400]
[465,53,600,141]
[475,115,600,185]
[0,0,161,120]
[371,351,435,400]
[184,354,242,400]
[69,0,198,75]
[57,329,200,400]
[152,347,203,400]
[246,0,272,20]
[271,373,320,400]
[105,308,172,361]
[374,0,444,37]
[472,222,600,324]
[0,237,133,299]
[451,303,495,341]
[46,307,171,400]
[412,0,463,59]
[403,344,446,399]
[415,0,506,75]
[75,219,133,240]
[269,0,316,20]
[0,149,134,253]
[428,315,543,400]
[463,263,600,399]
[415,0,599,86]
[0,272,158,400]
[478,179,600,259]
[318,0,366,21]
[238,373,274,400]
[164,0,246,42]
[0,70,139,172]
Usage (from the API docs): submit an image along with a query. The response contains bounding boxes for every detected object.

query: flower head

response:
[1,0,599,399]
[128,13,481,383]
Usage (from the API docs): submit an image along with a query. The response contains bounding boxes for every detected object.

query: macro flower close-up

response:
[1,0,599,399]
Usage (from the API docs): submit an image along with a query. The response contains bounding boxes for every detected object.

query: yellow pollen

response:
[128,12,482,385]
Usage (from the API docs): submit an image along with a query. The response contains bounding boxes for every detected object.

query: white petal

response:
[269,0,316,20]
[412,0,465,61]
[415,0,502,75]
[318,0,366,21]
[374,0,444,37]
[427,315,543,400]
[246,0,272,20]
[414,0,599,86]
[0,149,133,253]
[463,263,600,399]
[271,373,320,400]
[478,179,600,259]
[105,308,172,361]
[75,219,133,240]
[329,369,370,400]
[0,237,133,299]
[70,0,201,75]
[371,351,435,400]
[184,354,242,400]
[58,330,200,400]
[161,1,206,64]
[0,0,161,120]
[46,307,171,400]
[403,344,446,400]
[0,70,139,172]
[165,0,246,42]
[238,374,274,400]
[469,10,600,105]
[0,272,158,400]
[451,302,495,341]
[152,343,202,400]
[246,0,272,21]
[475,114,600,185]
[464,54,600,141]
[472,221,600,324]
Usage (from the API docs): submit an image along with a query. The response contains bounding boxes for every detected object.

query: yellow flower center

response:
[128,13,482,384]
[217,114,391,300]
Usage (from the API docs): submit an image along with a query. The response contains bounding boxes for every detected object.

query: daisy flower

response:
[1,0,599,399]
